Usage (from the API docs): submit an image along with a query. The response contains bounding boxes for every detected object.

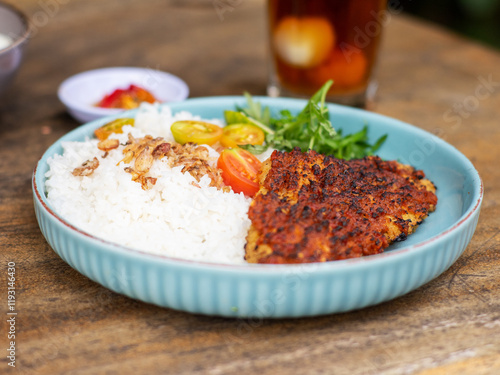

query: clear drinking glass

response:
[267,0,387,107]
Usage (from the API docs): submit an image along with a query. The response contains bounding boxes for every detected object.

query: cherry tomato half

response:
[97,84,156,109]
[220,123,265,149]
[94,118,135,140]
[217,148,262,197]
[170,120,223,146]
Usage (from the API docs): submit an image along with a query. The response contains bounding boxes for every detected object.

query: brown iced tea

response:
[267,0,387,106]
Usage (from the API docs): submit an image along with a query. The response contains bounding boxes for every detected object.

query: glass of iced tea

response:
[267,0,387,107]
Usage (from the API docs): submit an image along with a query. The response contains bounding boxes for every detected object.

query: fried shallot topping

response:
[72,157,99,176]
[72,133,229,191]
[165,142,230,193]
[118,134,229,191]
[97,138,120,152]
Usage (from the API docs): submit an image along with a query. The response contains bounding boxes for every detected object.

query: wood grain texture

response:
[0,0,499,374]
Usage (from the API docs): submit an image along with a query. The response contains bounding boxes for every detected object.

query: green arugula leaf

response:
[239,143,269,155]
[224,110,251,125]
[236,92,271,126]
[235,80,387,159]
[224,110,274,135]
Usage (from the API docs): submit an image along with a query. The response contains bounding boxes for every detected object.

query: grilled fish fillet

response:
[245,148,437,264]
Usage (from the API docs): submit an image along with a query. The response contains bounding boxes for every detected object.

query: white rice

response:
[45,103,272,264]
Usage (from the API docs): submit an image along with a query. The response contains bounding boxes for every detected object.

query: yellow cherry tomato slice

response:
[220,123,266,149]
[170,120,223,146]
[94,118,135,140]
[217,148,262,196]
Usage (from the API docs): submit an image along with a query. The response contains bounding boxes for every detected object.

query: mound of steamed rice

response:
[45,103,272,264]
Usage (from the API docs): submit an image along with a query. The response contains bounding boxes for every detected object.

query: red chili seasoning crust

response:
[245,148,438,264]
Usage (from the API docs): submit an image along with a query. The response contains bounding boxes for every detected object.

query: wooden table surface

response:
[1,0,499,374]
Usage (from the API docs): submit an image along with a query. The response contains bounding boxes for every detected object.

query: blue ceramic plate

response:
[33,97,483,318]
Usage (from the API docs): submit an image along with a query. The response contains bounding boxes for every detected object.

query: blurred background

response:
[400,0,500,50]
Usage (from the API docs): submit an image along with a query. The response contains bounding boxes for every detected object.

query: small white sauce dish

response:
[58,66,189,123]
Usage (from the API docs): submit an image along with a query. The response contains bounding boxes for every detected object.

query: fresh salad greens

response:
[224,81,387,160]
